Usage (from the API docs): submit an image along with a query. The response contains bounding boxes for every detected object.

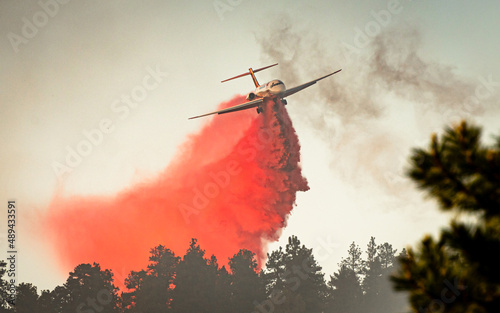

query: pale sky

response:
[1,0,500,291]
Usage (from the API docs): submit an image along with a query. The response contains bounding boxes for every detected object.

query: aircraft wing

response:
[282,69,342,98]
[188,98,264,120]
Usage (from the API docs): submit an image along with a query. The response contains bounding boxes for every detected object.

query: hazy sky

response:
[1,0,500,291]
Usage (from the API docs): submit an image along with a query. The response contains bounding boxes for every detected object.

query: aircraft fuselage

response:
[188,64,341,120]
[247,79,286,100]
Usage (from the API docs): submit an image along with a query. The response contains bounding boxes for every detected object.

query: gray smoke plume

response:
[255,16,498,196]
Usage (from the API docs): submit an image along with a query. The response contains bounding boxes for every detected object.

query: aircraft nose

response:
[269,80,286,94]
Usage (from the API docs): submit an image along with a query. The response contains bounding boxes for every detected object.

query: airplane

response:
[188,63,341,119]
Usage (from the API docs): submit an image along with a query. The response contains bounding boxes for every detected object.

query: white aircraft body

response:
[189,63,341,119]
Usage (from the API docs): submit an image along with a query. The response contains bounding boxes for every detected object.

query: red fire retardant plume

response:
[45,95,309,284]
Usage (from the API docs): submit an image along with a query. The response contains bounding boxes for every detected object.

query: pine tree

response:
[362,237,384,313]
[37,289,55,313]
[206,254,230,312]
[392,121,500,312]
[0,261,12,312]
[14,283,40,313]
[366,236,378,267]
[215,265,232,313]
[377,242,397,270]
[61,263,119,313]
[263,236,328,313]
[283,236,328,313]
[171,239,223,313]
[50,285,71,313]
[263,246,286,295]
[229,249,266,312]
[123,245,179,312]
[327,265,363,313]
[339,241,365,275]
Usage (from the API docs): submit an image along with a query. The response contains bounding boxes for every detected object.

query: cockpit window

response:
[270,81,284,88]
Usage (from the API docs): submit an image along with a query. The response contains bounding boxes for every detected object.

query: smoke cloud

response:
[43,95,308,285]
[257,19,491,126]
[256,17,497,195]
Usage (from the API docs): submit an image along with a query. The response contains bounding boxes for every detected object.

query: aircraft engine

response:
[246,92,256,100]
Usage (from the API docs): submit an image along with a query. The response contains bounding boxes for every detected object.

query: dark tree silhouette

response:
[392,121,500,312]
[327,265,363,313]
[339,241,365,275]
[170,239,222,313]
[228,249,266,312]
[377,242,397,270]
[123,245,179,312]
[14,283,40,313]
[49,285,71,313]
[263,246,285,294]
[0,261,12,312]
[264,235,328,313]
[362,238,407,313]
[214,264,232,313]
[37,289,55,313]
[62,263,119,313]
[3,236,411,313]
[365,236,378,267]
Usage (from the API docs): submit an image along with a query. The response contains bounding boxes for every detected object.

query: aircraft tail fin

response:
[221,63,278,87]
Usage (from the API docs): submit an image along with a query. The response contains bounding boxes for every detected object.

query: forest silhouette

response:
[1,121,499,313]
[0,235,407,313]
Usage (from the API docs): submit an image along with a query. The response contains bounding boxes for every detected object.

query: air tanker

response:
[189,63,341,119]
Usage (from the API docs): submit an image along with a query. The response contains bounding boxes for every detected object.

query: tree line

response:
[1,121,499,313]
[0,236,406,313]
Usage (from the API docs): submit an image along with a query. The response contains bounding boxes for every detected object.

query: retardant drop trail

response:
[44,95,309,285]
